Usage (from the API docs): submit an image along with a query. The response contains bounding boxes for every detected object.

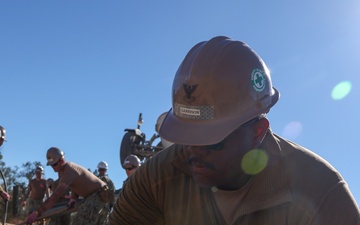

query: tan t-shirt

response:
[59,162,106,197]
[212,179,253,225]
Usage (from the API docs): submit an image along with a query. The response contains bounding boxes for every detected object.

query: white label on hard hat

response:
[180,107,200,116]
[251,69,266,92]
[175,103,214,120]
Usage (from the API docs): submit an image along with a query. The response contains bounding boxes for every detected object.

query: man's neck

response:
[217,174,253,191]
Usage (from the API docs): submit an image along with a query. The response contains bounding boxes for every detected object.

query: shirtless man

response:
[26,147,111,225]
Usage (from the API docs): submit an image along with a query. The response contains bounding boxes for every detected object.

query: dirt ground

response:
[4,218,27,225]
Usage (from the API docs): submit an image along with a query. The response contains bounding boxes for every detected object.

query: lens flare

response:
[211,186,218,192]
[282,121,303,140]
[241,149,269,175]
[331,81,352,100]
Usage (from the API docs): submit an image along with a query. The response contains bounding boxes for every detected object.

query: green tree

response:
[18,161,44,183]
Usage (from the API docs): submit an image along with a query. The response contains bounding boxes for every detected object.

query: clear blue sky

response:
[1,1,359,204]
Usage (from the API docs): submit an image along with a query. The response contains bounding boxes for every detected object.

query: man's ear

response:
[253,117,269,146]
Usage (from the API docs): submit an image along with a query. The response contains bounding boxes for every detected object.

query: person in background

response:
[109,36,360,225]
[122,154,141,178]
[22,166,49,225]
[97,161,115,225]
[46,178,54,195]
[47,175,71,225]
[114,154,142,201]
[25,147,111,225]
[0,126,11,201]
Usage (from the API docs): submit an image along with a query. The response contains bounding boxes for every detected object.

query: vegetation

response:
[0,151,44,223]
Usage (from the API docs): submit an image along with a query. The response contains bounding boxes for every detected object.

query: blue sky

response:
[1,1,359,204]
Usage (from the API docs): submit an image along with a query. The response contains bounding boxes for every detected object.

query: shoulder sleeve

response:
[312,181,360,225]
[109,159,165,225]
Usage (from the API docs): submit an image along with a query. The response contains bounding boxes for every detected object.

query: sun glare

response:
[241,149,268,175]
[331,81,352,100]
[282,121,303,140]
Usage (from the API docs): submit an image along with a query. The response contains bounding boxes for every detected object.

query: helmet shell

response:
[35,166,44,173]
[159,36,279,145]
[156,112,174,148]
[122,154,141,168]
[46,147,64,166]
[97,161,108,170]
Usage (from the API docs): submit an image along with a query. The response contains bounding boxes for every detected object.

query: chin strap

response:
[0,169,8,225]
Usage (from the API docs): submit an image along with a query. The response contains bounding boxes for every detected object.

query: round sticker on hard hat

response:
[251,69,266,92]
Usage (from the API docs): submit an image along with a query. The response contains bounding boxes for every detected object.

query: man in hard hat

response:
[113,155,142,201]
[109,36,360,225]
[45,178,54,195]
[0,126,10,202]
[122,154,141,178]
[25,147,112,225]
[97,161,115,225]
[22,166,49,225]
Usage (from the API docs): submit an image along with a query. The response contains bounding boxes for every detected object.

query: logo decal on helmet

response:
[183,83,199,103]
[251,69,266,92]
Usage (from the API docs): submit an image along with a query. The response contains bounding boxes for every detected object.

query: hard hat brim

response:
[159,88,279,146]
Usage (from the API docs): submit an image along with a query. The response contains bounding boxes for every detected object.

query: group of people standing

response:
[22,147,117,225]
[0,123,142,225]
[21,150,142,225]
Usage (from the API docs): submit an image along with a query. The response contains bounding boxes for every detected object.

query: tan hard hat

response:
[46,147,64,166]
[35,166,44,173]
[156,112,174,148]
[97,161,108,170]
[122,154,141,168]
[159,36,279,145]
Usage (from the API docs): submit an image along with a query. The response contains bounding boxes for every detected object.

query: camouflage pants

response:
[47,213,71,225]
[72,192,106,225]
[97,203,111,225]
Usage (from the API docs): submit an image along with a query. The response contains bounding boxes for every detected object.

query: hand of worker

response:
[27,211,38,223]
[67,198,76,209]
[0,191,10,201]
